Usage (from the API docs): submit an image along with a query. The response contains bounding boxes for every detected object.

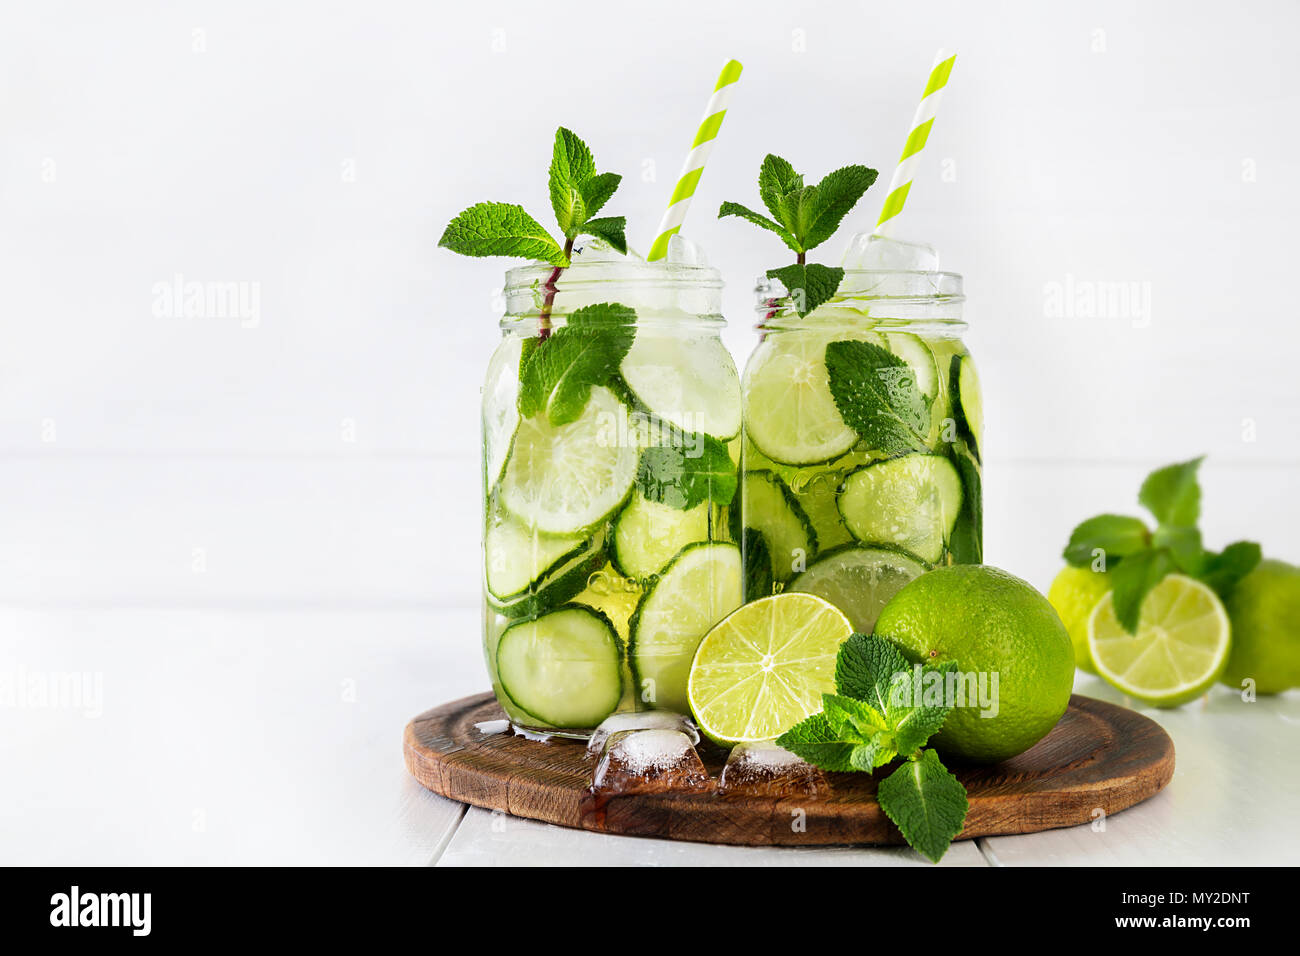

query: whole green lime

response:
[874,565,1075,764]
[1220,558,1300,695]
[1047,565,1112,674]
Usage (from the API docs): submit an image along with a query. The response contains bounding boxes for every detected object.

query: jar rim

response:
[755,269,963,302]
[505,259,724,294]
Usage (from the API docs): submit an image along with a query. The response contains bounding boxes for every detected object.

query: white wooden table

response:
[4,602,1297,867]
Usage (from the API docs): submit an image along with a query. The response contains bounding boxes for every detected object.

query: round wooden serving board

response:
[404,692,1175,847]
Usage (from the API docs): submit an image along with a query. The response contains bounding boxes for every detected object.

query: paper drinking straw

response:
[874,49,957,237]
[646,59,744,261]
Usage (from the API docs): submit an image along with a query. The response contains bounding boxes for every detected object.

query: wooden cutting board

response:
[403,692,1174,847]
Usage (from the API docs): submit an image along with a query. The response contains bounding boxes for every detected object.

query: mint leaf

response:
[850,741,886,772]
[1110,548,1173,634]
[801,165,878,250]
[578,172,621,219]
[758,154,803,220]
[776,186,814,241]
[822,692,890,739]
[518,303,634,425]
[891,660,956,757]
[1201,540,1262,600]
[549,127,597,236]
[717,201,799,252]
[835,632,911,713]
[824,339,932,454]
[775,711,862,772]
[579,216,628,254]
[877,749,969,863]
[439,202,567,266]
[1154,524,1206,575]
[1062,514,1151,568]
[766,264,844,318]
[1139,456,1204,529]
[635,434,737,510]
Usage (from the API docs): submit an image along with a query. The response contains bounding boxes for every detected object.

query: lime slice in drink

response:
[482,334,525,490]
[1087,574,1231,707]
[629,542,743,714]
[500,385,638,536]
[621,331,741,440]
[742,332,858,465]
[788,546,928,634]
[687,593,853,745]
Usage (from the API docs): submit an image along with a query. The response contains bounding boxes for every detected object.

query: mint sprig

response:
[439,127,628,335]
[1062,456,1262,632]
[719,154,878,317]
[776,634,969,862]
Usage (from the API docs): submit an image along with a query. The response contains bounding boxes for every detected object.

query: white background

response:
[2,1,1298,864]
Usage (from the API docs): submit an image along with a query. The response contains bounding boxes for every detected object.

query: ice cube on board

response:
[585,711,701,758]
[718,739,828,798]
[590,729,712,795]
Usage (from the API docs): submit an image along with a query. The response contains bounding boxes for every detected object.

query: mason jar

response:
[738,269,981,633]
[482,254,744,737]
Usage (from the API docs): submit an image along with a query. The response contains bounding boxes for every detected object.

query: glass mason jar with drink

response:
[481,244,743,736]
[738,256,982,632]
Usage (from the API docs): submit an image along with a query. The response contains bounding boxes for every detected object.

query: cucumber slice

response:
[496,606,624,728]
[482,334,526,491]
[884,332,939,401]
[838,455,963,564]
[487,532,608,621]
[947,449,983,564]
[741,332,857,465]
[788,545,928,633]
[484,515,586,602]
[741,470,817,582]
[611,493,712,581]
[628,542,743,714]
[500,385,638,535]
[950,352,983,462]
[621,332,741,440]
[790,471,853,554]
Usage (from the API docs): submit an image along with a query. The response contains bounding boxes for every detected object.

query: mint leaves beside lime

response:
[718,153,879,317]
[1220,559,1300,695]
[1061,457,1261,635]
[873,565,1075,765]
[776,632,969,863]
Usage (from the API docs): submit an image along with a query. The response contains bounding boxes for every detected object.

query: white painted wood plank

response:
[0,607,482,865]
[981,676,1300,866]
[439,807,988,867]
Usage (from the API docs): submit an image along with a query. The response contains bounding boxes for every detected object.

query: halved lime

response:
[1088,574,1231,707]
[687,593,853,745]
[499,385,638,535]
[788,546,928,634]
[741,332,857,465]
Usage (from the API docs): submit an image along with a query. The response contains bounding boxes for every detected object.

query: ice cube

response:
[590,729,713,795]
[718,740,828,798]
[665,233,709,267]
[586,711,701,759]
[841,232,939,272]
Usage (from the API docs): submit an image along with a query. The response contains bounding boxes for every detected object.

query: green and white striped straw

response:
[874,49,957,237]
[647,59,744,262]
